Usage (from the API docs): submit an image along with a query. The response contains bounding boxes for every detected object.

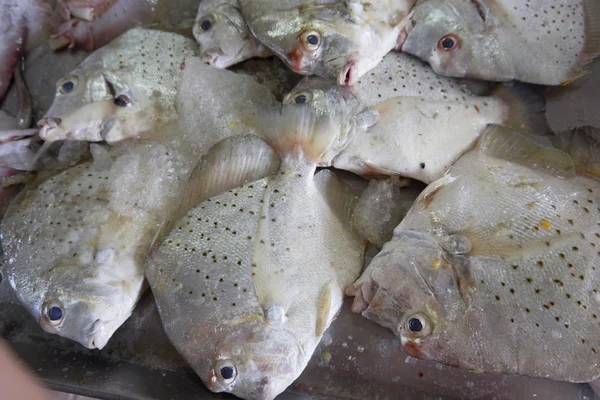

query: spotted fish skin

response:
[400,0,600,85]
[284,52,547,183]
[1,141,192,350]
[348,125,600,383]
[38,27,197,143]
[147,178,304,400]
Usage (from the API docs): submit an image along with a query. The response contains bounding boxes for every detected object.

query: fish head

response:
[194,3,256,68]
[401,0,510,81]
[201,316,301,400]
[37,67,154,143]
[283,75,359,118]
[10,249,136,350]
[250,5,379,85]
[351,230,469,363]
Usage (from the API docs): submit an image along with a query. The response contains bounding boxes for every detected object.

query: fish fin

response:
[570,0,600,81]
[552,126,600,179]
[477,125,576,179]
[492,84,552,136]
[313,169,359,231]
[258,104,344,162]
[315,281,333,337]
[155,135,279,247]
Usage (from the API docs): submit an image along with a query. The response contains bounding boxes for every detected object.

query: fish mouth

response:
[397,13,416,50]
[86,319,107,349]
[37,117,62,141]
[339,54,359,86]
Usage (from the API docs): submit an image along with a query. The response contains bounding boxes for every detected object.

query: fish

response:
[283,51,549,183]
[249,105,365,398]
[37,27,197,143]
[0,0,53,102]
[346,124,600,384]
[399,0,600,85]
[1,140,195,349]
[193,0,273,68]
[148,106,364,400]
[239,0,416,85]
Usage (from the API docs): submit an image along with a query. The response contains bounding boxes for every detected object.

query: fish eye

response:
[293,91,313,104]
[58,76,79,94]
[114,94,131,107]
[437,34,460,51]
[220,366,235,380]
[300,30,321,52]
[199,16,214,32]
[43,300,64,326]
[215,362,237,384]
[403,313,432,337]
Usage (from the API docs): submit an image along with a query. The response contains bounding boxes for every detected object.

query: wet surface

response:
[0,16,599,400]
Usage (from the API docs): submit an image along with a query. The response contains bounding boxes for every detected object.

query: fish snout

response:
[201,49,222,66]
[339,53,360,86]
[37,117,62,140]
[87,319,107,349]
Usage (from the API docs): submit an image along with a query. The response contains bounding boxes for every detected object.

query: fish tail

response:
[258,103,344,162]
[570,0,600,81]
[492,83,552,136]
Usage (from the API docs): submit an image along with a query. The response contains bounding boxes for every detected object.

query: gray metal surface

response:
[1,22,599,400]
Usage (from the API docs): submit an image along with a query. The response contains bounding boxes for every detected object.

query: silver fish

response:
[147,136,287,400]
[149,106,364,400]
[239,0,416,85]
[1,141,194,349]
[284,51,548,183]
[347,125,600,383]
[400,0,600,85]
[193,0,272,68]
[38,27,197,143]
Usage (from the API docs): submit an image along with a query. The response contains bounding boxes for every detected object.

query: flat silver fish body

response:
[38,27,197,143]
[348,126,600,383]
[239,0,416,85]
[284,51,545,183]
[400,0,600,85]
[194,0,272,68]
[2,141,194,349]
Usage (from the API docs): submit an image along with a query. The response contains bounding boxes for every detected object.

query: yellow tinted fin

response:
[477,125,575,179]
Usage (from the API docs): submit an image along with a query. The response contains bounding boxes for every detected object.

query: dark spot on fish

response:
[205,275,210,279]
[495,295,501,301]
[420,163,426,169]
[554,279,564,287]
[580,275,585,280]
[535,289,541,294]
[538,260,544,268]
[526,278,533,283]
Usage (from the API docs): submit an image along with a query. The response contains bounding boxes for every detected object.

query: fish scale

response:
[38,27,198,143]
[148,178,306,400]
[2,162,147,350]
[347,125,600,383]
[285,51,546,183]
[401,0,600,85]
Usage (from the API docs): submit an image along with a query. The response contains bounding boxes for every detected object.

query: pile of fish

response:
[0,0,599,399]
